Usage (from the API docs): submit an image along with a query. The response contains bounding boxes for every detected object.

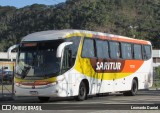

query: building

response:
[0,52,16,61]
[153,50,160,68]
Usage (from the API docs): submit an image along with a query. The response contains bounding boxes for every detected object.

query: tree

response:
[0,0,159,51]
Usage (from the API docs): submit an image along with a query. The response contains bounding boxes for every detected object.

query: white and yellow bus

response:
[8,29,153,102]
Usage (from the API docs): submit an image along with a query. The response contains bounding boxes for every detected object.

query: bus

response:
[8,29,153,102]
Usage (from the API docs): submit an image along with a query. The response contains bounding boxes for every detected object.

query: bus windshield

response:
[16,40,63,79]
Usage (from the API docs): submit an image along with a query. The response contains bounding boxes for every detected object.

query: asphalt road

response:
[1,90,160,103]
[0,90,160,113]
[0,90,160,106]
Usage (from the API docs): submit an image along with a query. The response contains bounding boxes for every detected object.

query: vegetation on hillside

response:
[0,0,159,51]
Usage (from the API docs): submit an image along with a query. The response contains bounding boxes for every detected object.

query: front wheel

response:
[76,81,87,101]
[123,79,138,96]
[38,97,50,102]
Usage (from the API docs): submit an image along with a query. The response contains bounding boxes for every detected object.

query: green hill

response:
[0,0,159,51]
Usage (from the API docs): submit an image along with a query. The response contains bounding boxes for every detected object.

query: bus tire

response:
[38,97,50,102]
[123,79,138,96]
[76,81,87,101]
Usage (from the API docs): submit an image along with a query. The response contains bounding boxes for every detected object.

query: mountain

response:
[0,0,159,51]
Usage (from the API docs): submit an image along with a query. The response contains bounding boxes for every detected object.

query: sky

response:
[0,0,66,8]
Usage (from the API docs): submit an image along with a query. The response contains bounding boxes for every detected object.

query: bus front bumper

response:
[14,84,59,97]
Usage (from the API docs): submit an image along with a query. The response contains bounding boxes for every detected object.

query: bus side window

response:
[95,40,109,59]
[62,46,73,73]
[121,43,132,59]
[62,37,81,73]
[143,45,151,60]
[82,38,95,58]
[133,44,142,59]
[109,41,121,59]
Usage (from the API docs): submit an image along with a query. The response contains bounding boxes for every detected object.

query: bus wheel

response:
[76,81,87,101]
[38,97,50,102]
[123,79,138,96]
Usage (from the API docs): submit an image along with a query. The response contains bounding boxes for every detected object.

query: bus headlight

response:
[48,82,57,86]
[15,82,20,87]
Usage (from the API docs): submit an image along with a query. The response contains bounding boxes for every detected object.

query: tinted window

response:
[62,37,81,74]
[96,40,109,59]
[65,37,81,58]
[109,41,121,59]
[121,43,132,59]
[17,40,62,78]
[143,45,151,60]
[82,38,95,58]
[134,44,142,59]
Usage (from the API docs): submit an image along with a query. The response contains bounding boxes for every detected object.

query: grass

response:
[152,79,160,88]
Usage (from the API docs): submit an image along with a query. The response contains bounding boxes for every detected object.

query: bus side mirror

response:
[56,42,73,58]
[7,44,19,61]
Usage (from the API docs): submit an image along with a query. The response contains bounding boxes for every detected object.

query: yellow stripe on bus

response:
[15,76,57,83]
[65,32,93,38]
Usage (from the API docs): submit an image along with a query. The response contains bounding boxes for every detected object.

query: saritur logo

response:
[96,62,121,71]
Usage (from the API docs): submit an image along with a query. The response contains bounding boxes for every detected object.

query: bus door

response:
[61,45,74,96]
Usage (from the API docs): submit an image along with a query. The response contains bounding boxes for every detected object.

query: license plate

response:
[30,91,38,95]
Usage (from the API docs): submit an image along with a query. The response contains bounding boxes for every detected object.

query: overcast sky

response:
[0,0,66,8]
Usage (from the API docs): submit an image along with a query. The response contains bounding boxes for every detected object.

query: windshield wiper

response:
[21,66,31,79]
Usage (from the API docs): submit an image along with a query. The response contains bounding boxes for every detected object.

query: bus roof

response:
[21,29,151,45]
